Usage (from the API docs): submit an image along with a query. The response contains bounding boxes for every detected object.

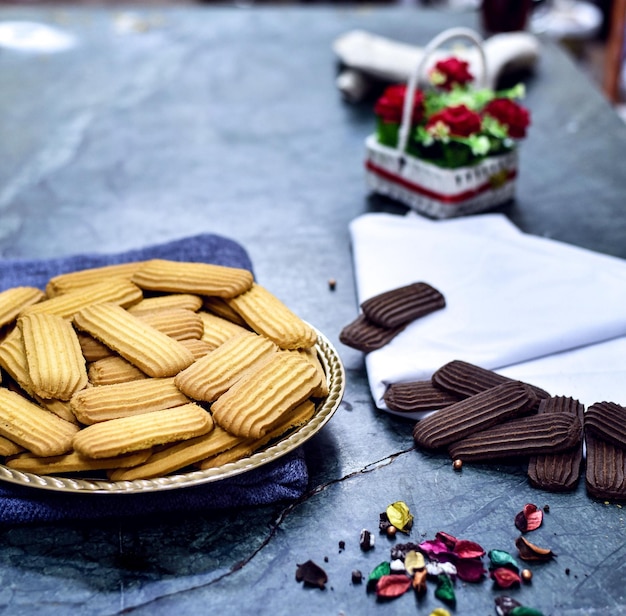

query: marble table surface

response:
[0,4,625,615]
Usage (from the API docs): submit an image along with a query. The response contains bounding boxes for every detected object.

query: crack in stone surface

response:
[119,446,415,613]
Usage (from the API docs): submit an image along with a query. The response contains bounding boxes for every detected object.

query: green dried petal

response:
[386,501,414,533]
[509,607,545,616]
[434,573,456,606]
[488,549,520,571]
[367,561,391,590]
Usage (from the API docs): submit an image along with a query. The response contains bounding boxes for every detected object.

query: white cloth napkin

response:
[349,212,626,418]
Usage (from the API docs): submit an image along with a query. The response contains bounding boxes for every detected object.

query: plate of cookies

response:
[0,260,345,494]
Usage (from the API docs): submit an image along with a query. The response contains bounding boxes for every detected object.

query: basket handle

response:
[397,27,487,155]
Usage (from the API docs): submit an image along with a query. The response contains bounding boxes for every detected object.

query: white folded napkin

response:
[349,212,626,417]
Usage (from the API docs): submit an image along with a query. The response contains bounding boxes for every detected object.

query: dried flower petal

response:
[495,595,522,616]
[419,538,450,559]
[515,536,555,562]
[390,558,405,573]
[386,501,414,533]
[515,503,543,532]
[490,566,521,589]
[454,557,486,582]
[367,561,391,590]
[453,538,485,559]
[488,549,520,571]
[379,512,392,533]
[376,574,412,599]
[434,573,456,606]
[435,531,457,550]
[429,610,452,616]
[509,607,546,616]
[412,568,428,596]
[405,550,426,573]
[295,560,328,589]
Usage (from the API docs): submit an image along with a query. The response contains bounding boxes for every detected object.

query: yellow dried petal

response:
[405,550,425,573]
[386,501,414,533]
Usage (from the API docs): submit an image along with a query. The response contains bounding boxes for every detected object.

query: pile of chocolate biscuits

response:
[385,360,626,501]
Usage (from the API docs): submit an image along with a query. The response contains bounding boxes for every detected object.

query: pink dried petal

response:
[515,503,543,532]
[490,567,521,589]
[454,557,486,583]
[375,574,412,599]
[419,538,451,558]
[453,539,485,559]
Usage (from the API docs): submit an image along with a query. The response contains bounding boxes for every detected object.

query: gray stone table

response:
[1,4,625,615]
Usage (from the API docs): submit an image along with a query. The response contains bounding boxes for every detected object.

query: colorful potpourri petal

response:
[453,556,486,582]
[515,536,555,562]
[367,561,391,590]
[386,501,414,533]
[453,538,486,559]
[429,609,452,616]
[375,574,412,599]
[426,561,457,577]
[495,595,523,615]
[434,573,456,606]
[436,530,457,550]
[490,566,522,588]
[488,549,521,571]
[515,503,544,532]
[509,607,546,616]
[419,538,450,558]
[404,549,426,573]
[412,568,428,596]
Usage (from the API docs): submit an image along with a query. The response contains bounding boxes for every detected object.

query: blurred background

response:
[1,0,624,118]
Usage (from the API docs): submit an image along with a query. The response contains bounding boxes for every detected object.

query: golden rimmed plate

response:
[0,329,345,495]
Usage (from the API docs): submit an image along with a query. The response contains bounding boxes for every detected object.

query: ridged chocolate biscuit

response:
[432,360,550,404]
[528,396,585,492]
[584,401,626,449]
[384,381,461,413]
[339,313,406,353]
[412,382,538,450]
[448,412,582,462]
[585,432,626,501]
[360,282,445,329]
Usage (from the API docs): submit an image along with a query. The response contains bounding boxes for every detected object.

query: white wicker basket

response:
[365,27,519,219]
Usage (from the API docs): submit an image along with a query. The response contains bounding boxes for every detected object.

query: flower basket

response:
[365,27,527,219]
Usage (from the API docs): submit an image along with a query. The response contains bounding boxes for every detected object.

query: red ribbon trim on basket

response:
[365,160,517,205]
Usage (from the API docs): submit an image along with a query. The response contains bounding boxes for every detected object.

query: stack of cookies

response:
[387,360,625,500]
[0,259,328,481]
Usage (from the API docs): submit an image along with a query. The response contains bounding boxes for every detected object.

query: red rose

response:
[426,104,482,137]
[483,98,531,138]
[374,85,424,124]
[430,57,473,90]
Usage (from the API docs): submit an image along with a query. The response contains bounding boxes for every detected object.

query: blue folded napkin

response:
[0,234,309,526]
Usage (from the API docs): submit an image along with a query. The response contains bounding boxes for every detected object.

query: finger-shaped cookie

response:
[0,286,45,328]
[45,262,145,296]
[19,312,88,400]
[131,259,253,298]
[127,293,203,315]
[225,283,317,350]
[73,403,213,458]
[73,303,195,378]
[175,332,278,402]
[70,377,190,425]
[0,388,79,457]
[211,351,319,438]
[87,356,148,385]
[21,279,142,319]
